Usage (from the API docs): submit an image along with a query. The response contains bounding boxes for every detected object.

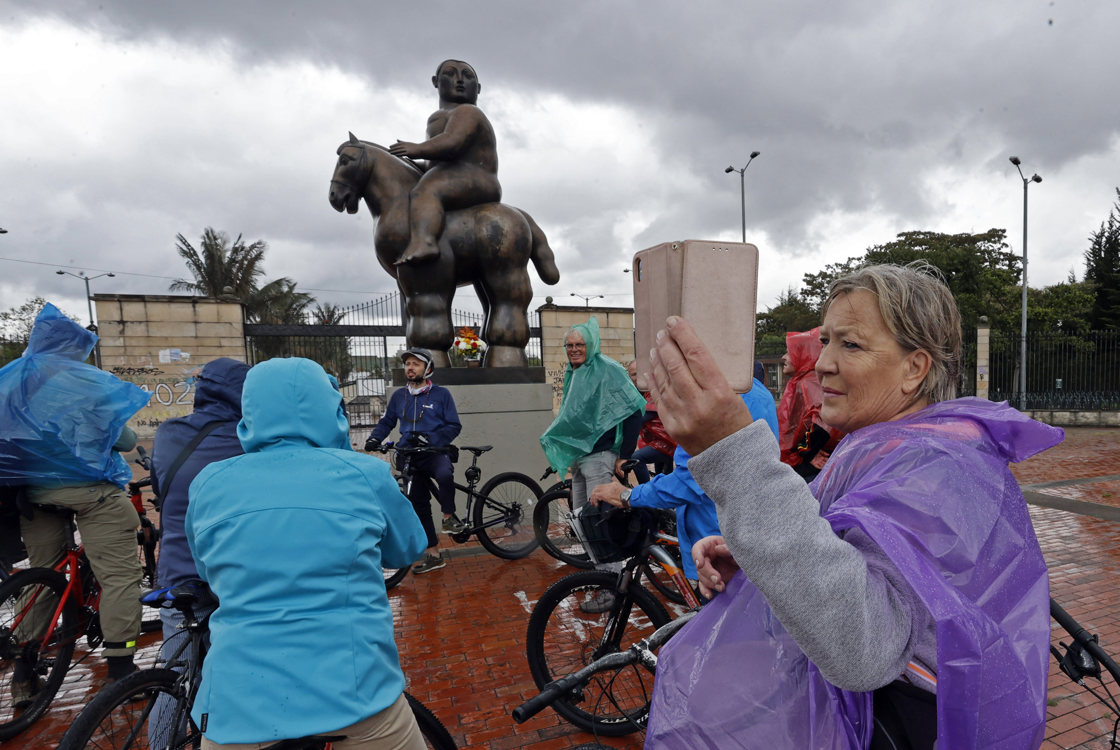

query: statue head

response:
[432,59,480,105]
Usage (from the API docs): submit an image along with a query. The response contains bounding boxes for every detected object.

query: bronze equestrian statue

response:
[328,60,559,368]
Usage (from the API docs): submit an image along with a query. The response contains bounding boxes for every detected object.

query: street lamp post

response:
[725,151,761,243]
[570,293,603,307]
[1009,156,1042,412]
[56,270,116,327]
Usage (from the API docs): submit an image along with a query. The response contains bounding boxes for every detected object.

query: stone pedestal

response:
[387,367,554,482]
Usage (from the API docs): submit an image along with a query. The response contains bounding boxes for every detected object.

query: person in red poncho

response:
[778,328,843,481]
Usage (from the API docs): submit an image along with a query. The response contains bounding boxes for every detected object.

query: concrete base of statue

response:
[387,367,554,482]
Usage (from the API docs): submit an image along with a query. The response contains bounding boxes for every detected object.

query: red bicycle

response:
[0,496,161,739]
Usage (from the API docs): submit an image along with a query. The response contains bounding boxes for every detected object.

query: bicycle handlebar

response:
[512,611,696,724]
[1051,597,1120,684]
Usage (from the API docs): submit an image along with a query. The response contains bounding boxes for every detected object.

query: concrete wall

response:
[537,304,635,412]
[94,294,246,439]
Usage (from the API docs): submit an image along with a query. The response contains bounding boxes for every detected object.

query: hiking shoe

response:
[580,589,618,614]
[412,554,446,574]
[11,676,41,710]
[441,516,468,534]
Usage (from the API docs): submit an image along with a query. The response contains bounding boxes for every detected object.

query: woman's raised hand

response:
[649,316,753,456]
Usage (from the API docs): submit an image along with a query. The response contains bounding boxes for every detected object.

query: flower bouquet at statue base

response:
[453,327,487,365]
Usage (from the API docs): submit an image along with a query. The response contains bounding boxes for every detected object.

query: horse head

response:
[329,133,423,216]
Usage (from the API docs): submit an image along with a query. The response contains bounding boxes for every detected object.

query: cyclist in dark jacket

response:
[364,348,462,574]
[148,358,248,744]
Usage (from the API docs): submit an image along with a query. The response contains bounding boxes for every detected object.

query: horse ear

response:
[349,132,359,144]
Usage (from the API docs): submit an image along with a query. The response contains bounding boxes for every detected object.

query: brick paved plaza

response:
[17,427,1120,749]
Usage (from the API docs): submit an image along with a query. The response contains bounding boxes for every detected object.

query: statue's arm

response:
[392,105,483,162]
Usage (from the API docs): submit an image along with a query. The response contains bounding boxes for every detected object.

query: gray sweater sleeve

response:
[688,421,935,692]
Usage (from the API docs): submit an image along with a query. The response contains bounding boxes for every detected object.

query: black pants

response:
[405,451,456,549]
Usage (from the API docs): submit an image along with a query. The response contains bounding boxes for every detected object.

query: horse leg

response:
[399,269,455,367]
[478,257,532,368]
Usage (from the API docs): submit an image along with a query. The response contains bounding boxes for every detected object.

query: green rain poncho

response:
[540,317,646,474]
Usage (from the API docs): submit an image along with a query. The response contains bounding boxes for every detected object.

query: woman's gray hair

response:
[823,261,962,403]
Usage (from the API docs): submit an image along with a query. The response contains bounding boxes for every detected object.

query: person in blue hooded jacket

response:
[590,378,779,581]
[185,357,428,748]
[0,303,151,698]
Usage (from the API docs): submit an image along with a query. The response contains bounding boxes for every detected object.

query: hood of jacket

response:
[900,396,1064,464]
[191,358,250,422]
[237,358,349,453]
[25,303,96,361]
[785,327,821,376]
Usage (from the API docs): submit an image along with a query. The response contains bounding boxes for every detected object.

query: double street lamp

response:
[56,270,115,328]
[1009,156,1042,412]
[570,293,603,307]
[725,151,761,243]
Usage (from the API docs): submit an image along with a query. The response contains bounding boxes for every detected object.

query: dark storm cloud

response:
[2,0,1118,317]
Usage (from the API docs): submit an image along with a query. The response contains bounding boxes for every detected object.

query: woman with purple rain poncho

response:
[643,263,1060,749]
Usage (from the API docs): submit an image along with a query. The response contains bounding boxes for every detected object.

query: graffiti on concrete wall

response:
[111,359,201,437]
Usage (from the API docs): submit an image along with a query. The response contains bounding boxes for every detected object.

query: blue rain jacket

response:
[151,357,250,589]
[185,357,426,743]
[0,303,150,488]
[629,380,779,578]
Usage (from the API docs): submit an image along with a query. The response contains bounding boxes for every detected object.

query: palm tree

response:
[170,228,267,298]
[247,278,314,324]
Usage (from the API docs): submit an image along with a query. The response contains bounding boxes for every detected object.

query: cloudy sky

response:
[2,1,1118,327]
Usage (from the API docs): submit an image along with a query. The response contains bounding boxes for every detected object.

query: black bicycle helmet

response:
[401,347,435,377]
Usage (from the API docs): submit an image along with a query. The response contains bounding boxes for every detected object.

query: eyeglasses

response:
[564,343,586,350]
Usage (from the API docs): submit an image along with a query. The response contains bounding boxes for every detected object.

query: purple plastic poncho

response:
[646,398,1061,749]
[0,303,151,489]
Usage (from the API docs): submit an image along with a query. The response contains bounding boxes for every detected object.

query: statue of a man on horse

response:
[328,59,559,368]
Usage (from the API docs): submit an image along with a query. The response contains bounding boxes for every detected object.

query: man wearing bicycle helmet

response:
[364,347,462,574]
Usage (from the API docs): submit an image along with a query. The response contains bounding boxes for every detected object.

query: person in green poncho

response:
[540,317,645,613]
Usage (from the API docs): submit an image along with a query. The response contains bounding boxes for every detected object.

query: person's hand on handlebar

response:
[363,437,380,452]
[692,534,740,598]
[590,480,628,509]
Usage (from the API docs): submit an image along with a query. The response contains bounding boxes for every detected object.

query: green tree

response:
[756,287,820,356]
[1083,188,1120,330]
[170,228,267,299]
[308,303,353,382]
[246,278,314,324]
[801,230,1022,332]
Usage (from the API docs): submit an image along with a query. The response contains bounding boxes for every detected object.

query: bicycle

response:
[57,582,458,750]
[0,500,162,739]
[128,446,161,589]
[533,464,700,607]
[524,504,701,736]
[519,594,1120,747]
[377,443,542,560]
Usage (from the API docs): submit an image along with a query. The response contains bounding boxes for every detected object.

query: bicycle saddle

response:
[462,445,493,455]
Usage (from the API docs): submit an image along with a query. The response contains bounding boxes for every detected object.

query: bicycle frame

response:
[393,446,519,537]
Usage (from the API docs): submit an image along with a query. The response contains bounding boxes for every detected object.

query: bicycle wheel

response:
[57,667,199,750]
[472,473,541,560]
[525,570,671,736]
[0,567,78,740]
[404,691,457,749]
[533,487,592,569]
[384,565,410,590]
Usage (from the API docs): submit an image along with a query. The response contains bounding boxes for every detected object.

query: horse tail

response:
[518,209,560,285]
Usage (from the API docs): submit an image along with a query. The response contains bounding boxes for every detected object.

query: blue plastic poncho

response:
[646,398,1060,749]
[539,317,646,474]
[0,303,151,488]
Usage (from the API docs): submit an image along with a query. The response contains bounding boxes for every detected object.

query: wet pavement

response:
[13,427,1120,749]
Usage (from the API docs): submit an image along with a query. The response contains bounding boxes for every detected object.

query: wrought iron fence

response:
[987,329,1120,410]
[243,291,543,428]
